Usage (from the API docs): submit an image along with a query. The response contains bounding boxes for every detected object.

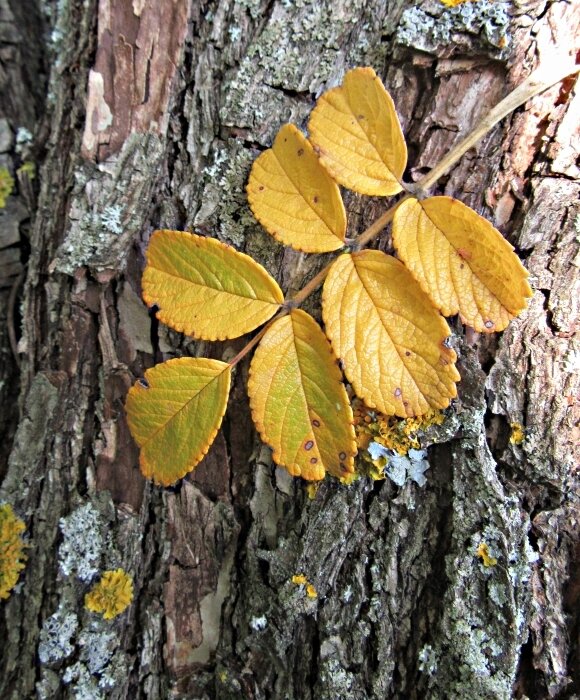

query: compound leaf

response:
[142,230,284,340]
[309,67,407,196]
[323,251,460,417]
[248,309,356,481]
[126,357,231,485]
[247,124,347,253]
[392,196,533,332]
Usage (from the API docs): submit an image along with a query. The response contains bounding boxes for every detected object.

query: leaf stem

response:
[414,60,579,194]
[228,312,288,367]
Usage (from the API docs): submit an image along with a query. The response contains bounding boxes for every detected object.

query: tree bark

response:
[1,0,578,698]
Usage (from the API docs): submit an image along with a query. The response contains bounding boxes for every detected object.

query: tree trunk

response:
[1,0,578,698]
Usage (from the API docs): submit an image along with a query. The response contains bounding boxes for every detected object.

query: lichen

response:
[63,662,104,700]
[38,606,78,664]
[350,398,445,484]
[396,1,510,55]
[192,142,258,248]
[58,502,104,582]
[509,422,525,445]
[0,167,14,208]
[85,568,133,620]
[249,615,268,631]
[291,572,318,599]
[16,161,36,180]
[476,542,498,567]
[0,503,27,599]
[353,398,445,456]
[99,205,124,235]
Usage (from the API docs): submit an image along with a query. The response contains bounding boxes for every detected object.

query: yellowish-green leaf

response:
[308,67,407,196]
[126,357,231,485]
[248,309,356,481]
[392,196,533,332]
[322,251,460,417]
[142,230,284,340]
[247,124,347,253]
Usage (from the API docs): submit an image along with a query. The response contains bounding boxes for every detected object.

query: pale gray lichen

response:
[249,615,268,631]
[396,1,510,55]
[418,644,438,676]
[368,443,431,486]
[99,205,124,235]
[38,606,78,664]
[36,669,61,700]
[192,142,260,248]
[54,134,162,274]
[58,502,103,582]
[78,626,117,675]
[220,0,385,145]
[63,662,104,700]
[317,657,357,696]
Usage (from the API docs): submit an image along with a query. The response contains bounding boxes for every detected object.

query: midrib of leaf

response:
[289,316,325,468]
[272,150,342,239]
[150,263,280,306]
[419,203,510,310]
[351,259,439,398]
[325,95,398,178]
[144,370,226,445]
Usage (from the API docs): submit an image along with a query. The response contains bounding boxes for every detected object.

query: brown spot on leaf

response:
[339,462,345,470]
[405,351,411,357]
[297,148,304,156]
[440,356,448,366]
[138,378,149,389]
[259,185,264,191]
[313,196,319,203]
[304,440,314,451]
[310,457,318,464]
[457,248,472,260]
[339,452,346,460]
[394,388,402,398]
[484,320,494,329]
[312,419,320,427]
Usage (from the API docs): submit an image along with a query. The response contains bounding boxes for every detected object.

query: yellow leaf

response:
[392,197,533,332]
[126,357,231,485]
[142,230,284,340]
[309,67,407,196]
[247,123,347,253]
[323,251,459,417]
[248,309,356,481]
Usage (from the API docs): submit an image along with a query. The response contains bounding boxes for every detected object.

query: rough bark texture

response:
[0,0,578,698]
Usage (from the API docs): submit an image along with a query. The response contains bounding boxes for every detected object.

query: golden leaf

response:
[323,251,459,417]
[142,230,283,340]
[392,197,533,332]
[248,309,356,481]
[247,123,347,252]
[126,357,231,485]
[309,67,407,196]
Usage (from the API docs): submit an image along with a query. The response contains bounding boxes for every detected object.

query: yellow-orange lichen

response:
[0,503,27,600]
[351,398,445,479]
[476,542,498,568]
[85,568,134,620]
